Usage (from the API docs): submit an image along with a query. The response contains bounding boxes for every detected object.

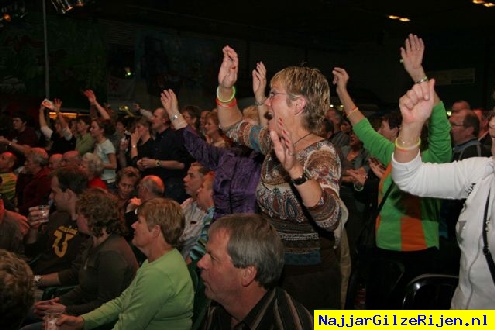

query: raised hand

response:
[218,46,238,88]
[401,34,425,81]
[54,98,62,113]
[160,89,179,116]
[332,67,349,95]
[252,61,267,101]
[269,118,297,172]
[83,90,97,105]
[399,79,436,126]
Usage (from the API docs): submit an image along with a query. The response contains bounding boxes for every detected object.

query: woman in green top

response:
[56,198,194,330]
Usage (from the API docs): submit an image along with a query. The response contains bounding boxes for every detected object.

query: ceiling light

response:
[388,15,399,19]
[472,0,484,4]
[484,2,495,6]
[399,17,411,22]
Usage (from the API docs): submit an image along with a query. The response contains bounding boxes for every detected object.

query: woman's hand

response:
[130,128,141,145]
[401,34,425,81]
[270,118,297,173]
[399,79,435,126]
[54,98,62,113]
[160,89,179,116]
[56,315,85,329]
[368,157,385,179]
[218,46,238,88]
[332,67,349,96]
[252,61,267,102]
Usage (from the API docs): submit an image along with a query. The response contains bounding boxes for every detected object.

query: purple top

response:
[180,126,263,219]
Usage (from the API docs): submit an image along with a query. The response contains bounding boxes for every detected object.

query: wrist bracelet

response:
[254,98,266,106]
[346,106,359,117]
[216,97,237,108]
[395,137,421,151]
[217,86,236,103]
[415,75,428,84]
[171,113,180,121]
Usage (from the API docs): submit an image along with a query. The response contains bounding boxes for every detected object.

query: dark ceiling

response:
[46,0,495,49]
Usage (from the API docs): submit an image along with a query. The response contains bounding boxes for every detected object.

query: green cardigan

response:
[352,102,452,251]
[82,249,193,330]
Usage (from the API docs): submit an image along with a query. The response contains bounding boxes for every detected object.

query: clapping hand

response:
[218,46,238,88]
[270,118,297,172]
[252,61,267,101]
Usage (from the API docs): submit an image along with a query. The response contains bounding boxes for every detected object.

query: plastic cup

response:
[30,205,50,226]
[44,310,62,330]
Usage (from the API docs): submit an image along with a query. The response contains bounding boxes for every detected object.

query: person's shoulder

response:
[273,287,313,328]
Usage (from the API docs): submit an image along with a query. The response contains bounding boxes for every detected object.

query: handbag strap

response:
[482,189,495,286]
[374,182,394,221]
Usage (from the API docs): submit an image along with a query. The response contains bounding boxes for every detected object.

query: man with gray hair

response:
[16,147,51,216]
[198,214,312,329]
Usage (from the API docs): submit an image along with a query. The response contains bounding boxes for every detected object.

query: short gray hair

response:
[209,214,285,288]
[82,152,104,176]
[26,148,48,166]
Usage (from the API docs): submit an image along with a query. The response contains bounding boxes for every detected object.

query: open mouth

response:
[264,112,273,120]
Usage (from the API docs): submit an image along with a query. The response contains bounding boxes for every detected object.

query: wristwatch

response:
[155,159,161,167]
[291,170,309,186]
[34,275,43,287]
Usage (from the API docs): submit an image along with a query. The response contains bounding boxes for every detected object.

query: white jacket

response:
[392,153,495,309]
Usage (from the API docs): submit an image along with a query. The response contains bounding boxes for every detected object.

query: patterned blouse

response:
[226,121,347,266]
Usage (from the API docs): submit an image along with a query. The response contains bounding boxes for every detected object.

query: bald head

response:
[0,152,17,172]
[61,150,82,168]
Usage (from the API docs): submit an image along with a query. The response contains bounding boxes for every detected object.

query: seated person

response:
[61,150,82,168]
[113,166,140,212]
[198,214,313,329]
[57,198,194,329]
[48,153,63,171]
[81,153,107,190]
[124,175,164,240]
[0,197,28,254]
[187,171,215,264]
[0,151,18,204]
[179,163,207,259]
[26,166,88,276]
[0,249,35,330]
[16,148,52,216]
[21,190,139,329]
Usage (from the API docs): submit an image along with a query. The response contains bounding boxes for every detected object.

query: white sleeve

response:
[392,152,491,200]
[40,126,53,139]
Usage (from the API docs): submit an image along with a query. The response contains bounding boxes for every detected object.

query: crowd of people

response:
[1,32,495,330]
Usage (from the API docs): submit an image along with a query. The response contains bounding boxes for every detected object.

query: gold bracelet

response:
[395,137,421,151]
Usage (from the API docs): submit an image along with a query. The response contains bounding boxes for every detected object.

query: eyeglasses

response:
[450,122,464,127]
[267,90,289,99]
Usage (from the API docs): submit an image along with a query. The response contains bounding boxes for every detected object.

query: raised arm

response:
[394,79,436,164]
[252,61,269,127]
[216,46,243,129]
[83,90,111,120]
[54,98,73,140]
[38,102,53,140]
[401,34,440,105]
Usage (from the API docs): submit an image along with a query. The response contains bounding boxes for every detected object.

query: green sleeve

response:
[353,118,394,166]
[420,102,452,163]
[83,267,174,329]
